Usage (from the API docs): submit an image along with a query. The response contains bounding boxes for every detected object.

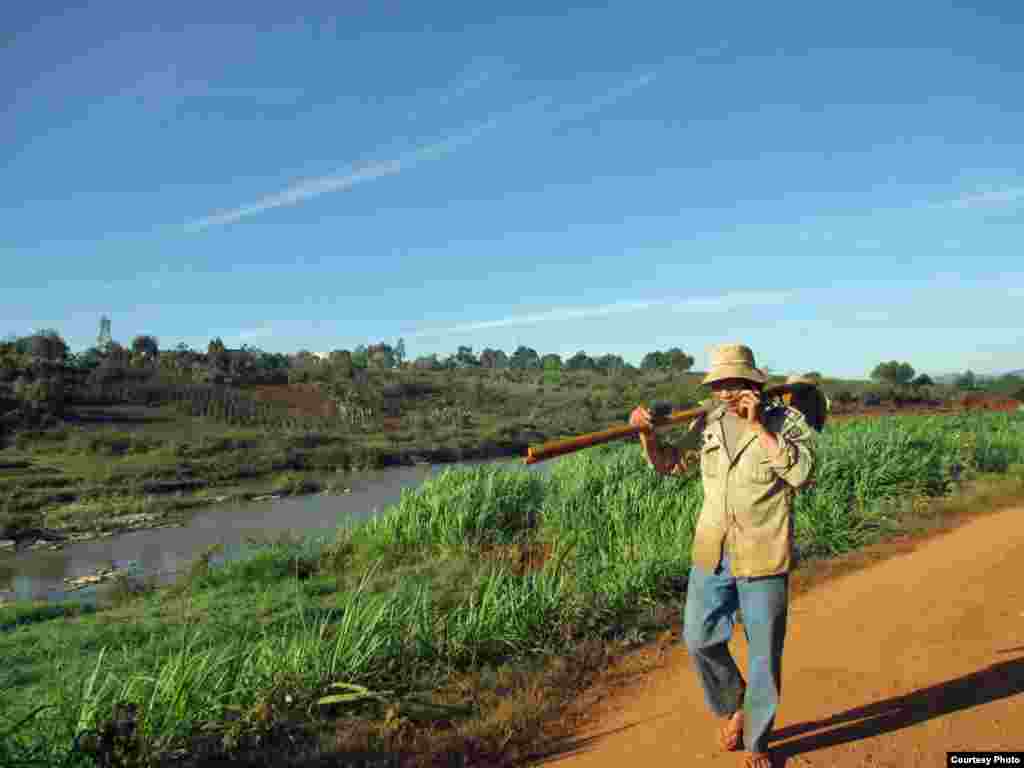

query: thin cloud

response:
[236,327,274,341]
[185,67,660,232]
[548,71,658,128]
[409,58,509,120]
[184,117,499,232]
[854,238,881,249]
[938,187,1024,210]
[407,290,790,339]
[439,66,497,106]
[852,310,891,325]
[694,43,730,59]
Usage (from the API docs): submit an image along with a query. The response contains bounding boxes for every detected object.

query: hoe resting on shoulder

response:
[523,382,826,465]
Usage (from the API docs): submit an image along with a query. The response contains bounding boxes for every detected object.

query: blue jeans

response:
[683,553,789,753]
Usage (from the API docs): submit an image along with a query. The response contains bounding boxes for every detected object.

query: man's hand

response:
[737,390,763,427]
[629,405,654,432]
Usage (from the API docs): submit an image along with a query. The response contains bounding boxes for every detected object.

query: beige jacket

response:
[652,401,816,577]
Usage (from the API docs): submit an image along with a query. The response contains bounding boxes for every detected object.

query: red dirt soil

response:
[248,384,339,418]
[829,394,1020,421]
[533,503,1024,767]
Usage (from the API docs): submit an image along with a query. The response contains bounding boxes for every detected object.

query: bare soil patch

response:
[248,384,339,418]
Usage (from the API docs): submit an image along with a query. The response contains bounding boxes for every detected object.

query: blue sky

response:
[2,1,1022,379]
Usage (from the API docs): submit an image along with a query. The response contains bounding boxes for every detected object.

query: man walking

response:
[630,344,816,768]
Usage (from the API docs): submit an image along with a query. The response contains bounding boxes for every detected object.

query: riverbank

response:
[0,459,556,609]
[2,411,1022,768]
[0,413,544,552]
[0,396,994,553]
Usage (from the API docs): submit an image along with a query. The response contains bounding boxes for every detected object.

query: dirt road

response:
[537,505,1024,767]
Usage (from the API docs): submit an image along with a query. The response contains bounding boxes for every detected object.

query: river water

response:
[0,457,562,608]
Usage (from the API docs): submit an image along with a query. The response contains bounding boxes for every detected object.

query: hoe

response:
[524,380,827,465]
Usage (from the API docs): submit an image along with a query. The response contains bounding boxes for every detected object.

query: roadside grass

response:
[1,411,1022,767]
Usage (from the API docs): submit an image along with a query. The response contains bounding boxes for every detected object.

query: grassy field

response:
[3,368,1000,547]
[1,409,1022,767]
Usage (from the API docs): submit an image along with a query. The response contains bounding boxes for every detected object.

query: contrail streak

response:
[184,118,499,232]
[184,67,660,232]
[407,291,790,338]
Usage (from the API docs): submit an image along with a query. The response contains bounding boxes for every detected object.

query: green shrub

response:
[67,431,146,456]
[271,471,322,495]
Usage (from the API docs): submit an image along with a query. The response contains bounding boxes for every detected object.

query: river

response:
[0,456,562,608]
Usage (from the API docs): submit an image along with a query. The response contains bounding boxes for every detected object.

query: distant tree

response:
[104,341,130,366]
[367,342,396,369]
[541,353,563,371]
[480,348,509,369]
[206,338,230,378]
[454,345,479,368]
[259,351,290,372]
[640,349,692,371]
[595,353,626,374]
[910,373,934,390]
[804,371,824,382]
[870,360,915,387]
[641,351,666,370]
[666,348,695,372]
[564,350,595,371]
[510,345,541,369]
[131,334,159,363]
[207,337,226,357]
[70,346,104,372]
[413,354,442,370]
[27,329,68,362]
[351,344,369,369]
[955,370,977,390]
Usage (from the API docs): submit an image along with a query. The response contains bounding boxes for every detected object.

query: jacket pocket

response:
[701,443,721,478]
[750,459,776,484]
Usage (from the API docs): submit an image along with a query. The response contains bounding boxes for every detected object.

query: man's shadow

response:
[770,654,1024,765]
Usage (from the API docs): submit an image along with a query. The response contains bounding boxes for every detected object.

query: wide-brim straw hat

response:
[702,343,768,386]
[786,374,817,386]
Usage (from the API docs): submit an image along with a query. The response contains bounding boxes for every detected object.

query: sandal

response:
[717,713,743,752]
[742,751,772,768]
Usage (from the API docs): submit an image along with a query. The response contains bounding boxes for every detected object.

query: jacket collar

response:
[707,401,780,467]
[730,426,761,467]
[705,402,728,423]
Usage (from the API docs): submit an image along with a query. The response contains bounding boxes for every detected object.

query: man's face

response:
[710,378,760,412]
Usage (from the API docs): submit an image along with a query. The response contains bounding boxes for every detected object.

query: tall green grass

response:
[2,411,1022,765]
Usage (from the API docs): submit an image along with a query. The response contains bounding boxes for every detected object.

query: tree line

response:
[4,316,1023,438]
